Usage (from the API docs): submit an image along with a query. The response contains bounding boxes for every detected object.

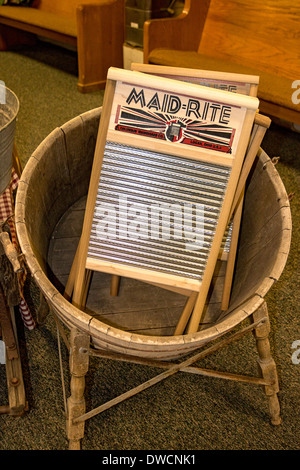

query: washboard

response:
[72,68,259,331]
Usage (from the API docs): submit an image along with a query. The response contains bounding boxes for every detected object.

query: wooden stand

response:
[57,300,281,449]
[0,229,27,416]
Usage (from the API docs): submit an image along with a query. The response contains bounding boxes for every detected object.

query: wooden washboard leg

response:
[174,292,198,335]
[220,189,244,310]
[110,274,121,296]
[63,240,92,307]
[221,114,271,311]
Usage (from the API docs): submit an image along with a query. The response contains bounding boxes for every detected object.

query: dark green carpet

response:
[0,42,299,451]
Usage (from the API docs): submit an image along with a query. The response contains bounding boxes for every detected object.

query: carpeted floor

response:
[0,41,299,451]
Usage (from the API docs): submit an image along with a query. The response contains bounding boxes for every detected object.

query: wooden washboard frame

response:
[131,63,259,97]
[71,67,259,332]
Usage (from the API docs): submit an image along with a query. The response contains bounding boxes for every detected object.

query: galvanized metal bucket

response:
[15,108,292,360]
[0,84,19,194]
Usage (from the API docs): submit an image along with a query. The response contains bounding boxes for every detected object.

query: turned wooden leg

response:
[66,328,90,450]
[252,302,281,425]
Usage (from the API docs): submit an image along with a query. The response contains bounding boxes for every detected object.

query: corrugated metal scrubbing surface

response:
[88,141,231,280]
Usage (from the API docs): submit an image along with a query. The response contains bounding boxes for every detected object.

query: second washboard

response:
[76,68,259,296]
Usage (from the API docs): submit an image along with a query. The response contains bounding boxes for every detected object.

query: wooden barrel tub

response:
[15,107,292,361]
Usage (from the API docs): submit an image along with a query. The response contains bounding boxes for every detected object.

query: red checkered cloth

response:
[0,169,36,330]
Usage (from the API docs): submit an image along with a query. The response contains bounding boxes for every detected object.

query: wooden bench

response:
[143,0,300,126]
[0,0,125,92]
